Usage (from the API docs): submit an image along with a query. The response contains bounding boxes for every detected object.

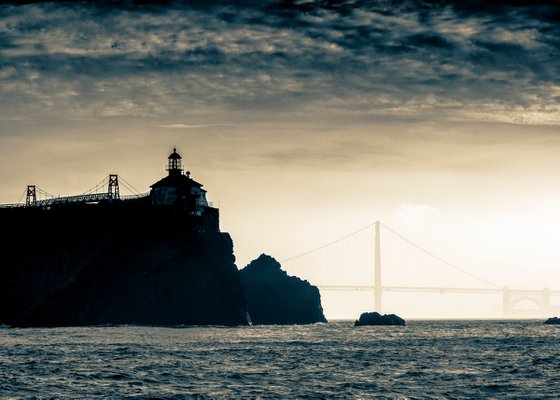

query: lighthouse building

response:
[150,148,219,231]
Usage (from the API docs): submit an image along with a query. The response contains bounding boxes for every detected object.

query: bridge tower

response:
[374,220,382,313]
[543,287,550,311]
[25,185,36,207]
[502,286,511,315]
[108,174,120,200]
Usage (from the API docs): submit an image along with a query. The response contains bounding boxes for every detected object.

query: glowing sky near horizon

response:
[1,0,560,318]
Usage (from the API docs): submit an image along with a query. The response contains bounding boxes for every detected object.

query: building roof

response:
[150,173,203,189]
[168,147,182,160]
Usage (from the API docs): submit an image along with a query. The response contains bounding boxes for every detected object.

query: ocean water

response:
[1,320,559,399]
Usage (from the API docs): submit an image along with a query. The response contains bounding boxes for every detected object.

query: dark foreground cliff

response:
[240,254,327,325]
[0,200,248,327]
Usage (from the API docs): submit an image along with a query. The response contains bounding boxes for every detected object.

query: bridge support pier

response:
[502,286,511,316]
[503,287,553,316]
[543,287,550,312]
[374,221,382,313]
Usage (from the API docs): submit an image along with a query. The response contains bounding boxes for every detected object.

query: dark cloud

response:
[0,0,559,124]
[0,31,18,48]
[405,32,454,49]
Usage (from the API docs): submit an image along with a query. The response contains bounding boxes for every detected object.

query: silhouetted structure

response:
[286,221,560,317]
[0,148,247,327]
[149,148,219,231]
[25,185,36,207]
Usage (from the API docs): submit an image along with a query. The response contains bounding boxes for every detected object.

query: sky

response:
[1,0,560,318]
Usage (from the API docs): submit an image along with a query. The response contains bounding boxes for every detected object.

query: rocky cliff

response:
[240,254,327,325]
[0,200,248,327]
[354,312,405,326]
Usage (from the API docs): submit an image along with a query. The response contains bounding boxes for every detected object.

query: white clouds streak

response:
[0,1,559,124]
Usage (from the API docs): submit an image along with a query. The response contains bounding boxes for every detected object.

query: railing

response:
[0,192,150,209]
[120,192,150,201]
[33,193,110,207]
[0,202,25,209]
[319,285,560,296]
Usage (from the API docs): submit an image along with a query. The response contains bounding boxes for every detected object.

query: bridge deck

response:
[0,193,148,209]
[319,285,560,296]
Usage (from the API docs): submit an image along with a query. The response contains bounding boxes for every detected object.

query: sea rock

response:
[354,311,405,326]
[240,254,327,325]
[0,202,249,327]
[544,317,560,325]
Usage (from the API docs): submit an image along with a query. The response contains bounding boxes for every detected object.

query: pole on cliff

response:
[374,220,382,313]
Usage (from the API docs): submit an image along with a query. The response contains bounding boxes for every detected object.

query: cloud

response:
[0,1,559,125]
[395,203,443,232]
[404,32,455,49]
[159,123,233,129]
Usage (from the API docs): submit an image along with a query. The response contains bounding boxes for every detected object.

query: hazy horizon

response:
[1,0,560,319]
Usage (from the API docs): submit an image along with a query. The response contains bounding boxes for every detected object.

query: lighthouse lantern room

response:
[150,147,209,215]
[167,147,183,175]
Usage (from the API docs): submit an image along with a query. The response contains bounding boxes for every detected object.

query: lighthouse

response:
[149,148,215,224]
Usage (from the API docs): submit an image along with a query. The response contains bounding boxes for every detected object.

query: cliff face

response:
[240,254,327,325]
[0,201,248,327]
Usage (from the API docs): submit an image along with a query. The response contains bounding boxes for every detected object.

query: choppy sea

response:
[1,320,559,399]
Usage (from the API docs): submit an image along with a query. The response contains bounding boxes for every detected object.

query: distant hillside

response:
[240,254,327,325]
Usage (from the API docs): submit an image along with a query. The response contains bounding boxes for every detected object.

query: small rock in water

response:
[354,311,405,326]
[544,317,560,325]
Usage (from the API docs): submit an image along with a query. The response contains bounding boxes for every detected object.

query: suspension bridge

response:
[0,174,148,209]
[281,221,560,317]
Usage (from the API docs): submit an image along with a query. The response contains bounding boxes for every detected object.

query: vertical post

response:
[543,287,550,313]
[502,286,510,317]
[375,220,382,313]
[108,174,120,200]
[26,185,37,207]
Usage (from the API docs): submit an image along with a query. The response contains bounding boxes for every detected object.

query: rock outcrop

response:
[0,201,249,327]
[544,317,560,325]
[354,311,405,326]
[240,254,327,325]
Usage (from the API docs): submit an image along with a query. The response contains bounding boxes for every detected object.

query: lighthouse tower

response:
[149,148,218,232]
[167,147,183,176]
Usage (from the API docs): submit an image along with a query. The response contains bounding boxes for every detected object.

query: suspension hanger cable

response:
[81,176,109,195]
[119,176,143,195]
[36,187,56,199]
[281,222,376,263]
[380,222,500,288]
[17,188,27,205]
